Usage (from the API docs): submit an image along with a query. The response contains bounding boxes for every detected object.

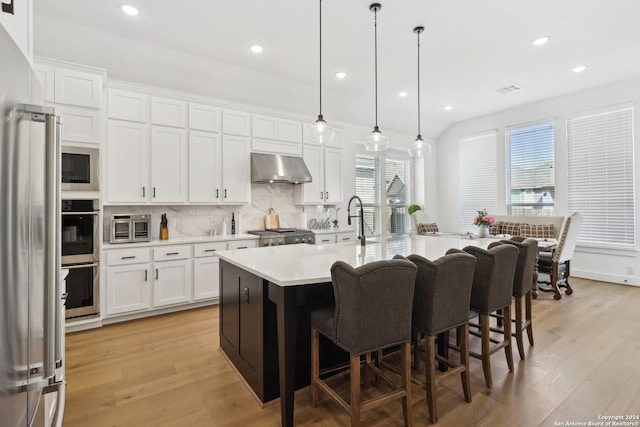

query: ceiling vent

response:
[495,84,523,94]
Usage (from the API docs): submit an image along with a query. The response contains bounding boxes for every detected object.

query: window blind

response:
[458,132,497,233]
[506,122,555,216]
[385,158,410,234]
[567,106,635,250]
[355,154,380,236]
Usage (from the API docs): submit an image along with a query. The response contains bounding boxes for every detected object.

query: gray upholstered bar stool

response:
[458,244,519,388]
[310,259,418,427]
[406,252,477,424]
[489,237,538,360]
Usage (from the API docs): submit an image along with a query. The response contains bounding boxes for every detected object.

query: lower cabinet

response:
[105,263,151,315]
[154,259,192,307]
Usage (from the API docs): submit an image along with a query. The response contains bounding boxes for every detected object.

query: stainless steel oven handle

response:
[63,263,99,269]
[61,211,100,216]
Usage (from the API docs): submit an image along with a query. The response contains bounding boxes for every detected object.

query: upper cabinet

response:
[108,89,148,122]
[107,120,149,203]
[0,0,33,62]
[222,109,251,136]
[294,145,343,205]
[189,103,220,132]
[151,96,187,128]
[54,68,103,108]
[252,114,301,142]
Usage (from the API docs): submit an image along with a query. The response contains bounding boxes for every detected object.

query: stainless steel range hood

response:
[251,153,312,184]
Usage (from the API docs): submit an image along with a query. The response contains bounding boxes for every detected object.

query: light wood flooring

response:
[64,278,640,427]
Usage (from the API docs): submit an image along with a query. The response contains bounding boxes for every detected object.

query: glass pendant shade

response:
[365,126,389,151]
[308,114,335,145]
[408,135,432,157]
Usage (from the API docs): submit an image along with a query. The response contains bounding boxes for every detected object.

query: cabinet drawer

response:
[193,242,228,258]
[106,248,151,266]
[316,234,337,245]
[228,240,257,250]
[336,233,355,243]
[153,245,191,261]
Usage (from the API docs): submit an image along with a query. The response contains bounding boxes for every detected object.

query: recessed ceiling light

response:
[532,36,550,46]
[121,5,139,16]
[335,72,347,79]
[444,105,453,111]
[250,45,263,54]
[573,65,588,73]
[398,91,408,97]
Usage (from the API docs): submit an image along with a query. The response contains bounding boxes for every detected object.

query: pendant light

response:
[308,0,335,145]
[365,3,389,152]
[408,26,432,158]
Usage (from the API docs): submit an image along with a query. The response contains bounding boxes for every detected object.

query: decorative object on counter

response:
[308,0,335,145]
[408,26,432,158]
[160,213,169,240]
[332,219,339,229]
[364,3,389,152]
[221,217,227,236]
[231,212,236,235]
[307,217,331,230]
[473,208,495,238]
[264,207,281,229]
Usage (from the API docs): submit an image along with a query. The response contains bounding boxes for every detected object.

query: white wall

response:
[435,76,640,286]
[0,0,32,62]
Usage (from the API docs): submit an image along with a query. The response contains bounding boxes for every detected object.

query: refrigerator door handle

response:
[43,381,67,427]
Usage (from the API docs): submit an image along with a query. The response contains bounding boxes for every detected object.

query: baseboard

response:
[571,269,640,287]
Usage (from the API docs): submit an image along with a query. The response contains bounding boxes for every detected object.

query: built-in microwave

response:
[62,146,99,191]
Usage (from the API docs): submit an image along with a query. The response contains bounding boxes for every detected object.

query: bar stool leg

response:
[480,314,492,388]
[350,355,361,427]
[459,323,471,402]
[514,296,526,360]
[504,305,515,372]
[311,328,320,407]
[401,342,413,427]
[525,291,534,346]
[425,335,437,423]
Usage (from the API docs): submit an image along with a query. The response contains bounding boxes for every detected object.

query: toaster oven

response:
[110,214,152,243]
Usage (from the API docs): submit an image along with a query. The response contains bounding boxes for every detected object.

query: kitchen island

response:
[217,235,493,427]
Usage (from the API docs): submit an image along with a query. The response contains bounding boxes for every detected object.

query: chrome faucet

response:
[347,195,366,247]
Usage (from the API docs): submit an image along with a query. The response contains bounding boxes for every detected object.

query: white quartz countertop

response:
[102,233,259,249]
[312,228,356,235]
[217,235,496,287]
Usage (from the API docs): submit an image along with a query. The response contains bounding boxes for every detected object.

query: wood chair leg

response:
[311,328,319,407]
[424,335,437,423]
[459,324,471,402]
[514,296,526,360]
[413,331,421,370]
[525,291,534,346]
[401,342,413,427]
[350,355,361,427]
[503,305,514,372]
[480,314,492,388]
[551,262,562,300]
[563,261,574,295]
[363,353,371,390]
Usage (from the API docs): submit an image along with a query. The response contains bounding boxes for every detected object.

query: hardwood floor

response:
[64,278,640,426]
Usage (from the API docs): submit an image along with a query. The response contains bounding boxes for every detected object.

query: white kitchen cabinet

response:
[294,146,342,205]
[252,114,301,142]
[107,120,149,203]
[151,96,187,128]
[222,109,251,136]
[316,233,337,245]
[251,138,302,156]
[228,239,258,250]
[193,257,219,300]
[335,231,356,243]
[150,126,187,203]
[57,105,100,144]
[108,89,148,123]
[220,135,251,204]
[105,248,152,316]
[54,68,103,108]
[188,131,220,203]
[154,259,192,307]
[189,103,221,132]
[33,64,55,102]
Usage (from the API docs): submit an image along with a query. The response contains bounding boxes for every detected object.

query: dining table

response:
[216,233,538,427]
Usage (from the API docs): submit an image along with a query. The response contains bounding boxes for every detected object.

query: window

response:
[506,121,555,216]
[567,105,635,250]
[458,132,497,234]
[355,152,411,236]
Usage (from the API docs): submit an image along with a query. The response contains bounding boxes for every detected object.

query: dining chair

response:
[488,237,538,360]
[310,259,417,427]
[537,212,583,300]
[457,244,519,388]
[406,252,477,423]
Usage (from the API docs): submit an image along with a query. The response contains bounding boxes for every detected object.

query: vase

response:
[478,224,489,238]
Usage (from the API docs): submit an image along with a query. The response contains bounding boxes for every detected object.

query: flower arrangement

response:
[473,209,495,227]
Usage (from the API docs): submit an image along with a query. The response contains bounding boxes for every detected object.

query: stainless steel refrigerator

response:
[1,24,66,427]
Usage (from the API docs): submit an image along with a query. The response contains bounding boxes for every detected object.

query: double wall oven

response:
[61,199,100,319]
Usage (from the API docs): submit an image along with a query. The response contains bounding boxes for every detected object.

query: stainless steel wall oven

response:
[61,199,100,319]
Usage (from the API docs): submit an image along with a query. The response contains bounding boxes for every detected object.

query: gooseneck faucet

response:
[347,195,366,247]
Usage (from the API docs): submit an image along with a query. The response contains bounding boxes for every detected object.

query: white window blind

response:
[458,132,497,234]
[355,154,380,236]
[567,106,635,250]
[507,122,555,216]
[385,158,411,234]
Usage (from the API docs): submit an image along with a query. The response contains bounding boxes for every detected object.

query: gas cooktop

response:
[247,229,315,246]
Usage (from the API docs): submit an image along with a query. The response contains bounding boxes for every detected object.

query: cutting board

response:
[264,208,281,229]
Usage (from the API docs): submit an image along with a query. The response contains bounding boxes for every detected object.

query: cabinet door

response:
[189,103,220,132]
[188,131,221,203]
[276,118,302,142]
[150,96,187,128]
[251,114,278,139]
[107,120,149,203]
[108,89,148,122]
[324,147,343,203]
[54,68,102,108]
[221,135,251,203]
[220,261,240,351]
[316,233,337,245]
[222,109,251,136]
[239,269,263,377]
[154,260,192,307]
[150,126,187,203]
[193,257,220,300]
[33,64,55,102]
[297,145,324,204]
[106,264,151,315]
[57,106,100,144]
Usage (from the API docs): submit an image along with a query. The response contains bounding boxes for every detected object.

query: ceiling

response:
[32,0,640,142]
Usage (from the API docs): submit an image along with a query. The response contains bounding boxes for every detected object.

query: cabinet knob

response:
[242,287,249,303]
[155,268,159,280]
[142,186,146,197]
